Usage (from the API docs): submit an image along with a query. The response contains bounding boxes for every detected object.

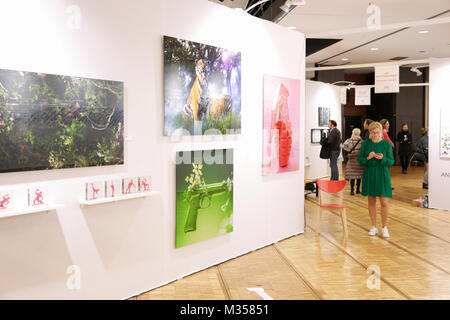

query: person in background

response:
[327,120,342,181]
[363,118,373,140]
[343,128,364,195]
[358,121,395,238]
[396,124,413,174]
[379,119,395,149]
[416,128,429,189]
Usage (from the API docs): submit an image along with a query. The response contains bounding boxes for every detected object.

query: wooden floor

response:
[131,166,450,300]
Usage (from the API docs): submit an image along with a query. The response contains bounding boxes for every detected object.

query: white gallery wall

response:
[429,57,450,211]
[305,80,342,180]
[0,0,305,299]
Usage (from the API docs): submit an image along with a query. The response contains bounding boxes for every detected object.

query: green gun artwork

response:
[184,179,233,233]
[176,150,234,248]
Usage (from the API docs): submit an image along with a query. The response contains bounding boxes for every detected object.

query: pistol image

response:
[184,178,233,233]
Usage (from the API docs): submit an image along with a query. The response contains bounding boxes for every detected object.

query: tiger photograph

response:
[164,36,241,136]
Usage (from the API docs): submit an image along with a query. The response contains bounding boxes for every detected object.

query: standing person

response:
[396,124,412,174]
[416,128,429,189]
[358,121,395,238]
[379,119,395,148]
[327,120,342,181]
[343,128,364,195]
[363,119,373,140]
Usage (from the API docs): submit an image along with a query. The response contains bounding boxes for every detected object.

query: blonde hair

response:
[369,121,383,132]
[369,122,383,140]
[351,128,361,139]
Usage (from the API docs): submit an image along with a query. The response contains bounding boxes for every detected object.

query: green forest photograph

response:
[0,68,124,173]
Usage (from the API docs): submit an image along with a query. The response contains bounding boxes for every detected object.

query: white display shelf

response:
[0,204,64,219]
[80,191,160,207]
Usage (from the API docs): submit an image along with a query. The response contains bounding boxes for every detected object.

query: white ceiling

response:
[209,0,450,65]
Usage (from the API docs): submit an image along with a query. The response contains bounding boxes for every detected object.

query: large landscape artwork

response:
[0,68,124,173]
[164,36,241,136]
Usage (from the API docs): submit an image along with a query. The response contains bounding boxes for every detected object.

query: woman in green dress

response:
[358,122,395,238]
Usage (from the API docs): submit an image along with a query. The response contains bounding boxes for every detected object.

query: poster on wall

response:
[311,129,322,144]
[163,36,241,136]
[355,87,371,105]
[318,107,330,127]
[175,149,234,248]
[262,75,300,176]
[441,107,450,159]
[375,65,399,93]
[0,68,124,173]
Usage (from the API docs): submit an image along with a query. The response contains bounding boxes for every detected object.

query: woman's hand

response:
[367,152,376,160]
[375,153,384,160]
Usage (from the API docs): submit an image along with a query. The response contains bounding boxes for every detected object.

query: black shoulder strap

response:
[349,139,361,154]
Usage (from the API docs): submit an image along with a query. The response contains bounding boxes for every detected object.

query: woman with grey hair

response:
[343,128,364,195]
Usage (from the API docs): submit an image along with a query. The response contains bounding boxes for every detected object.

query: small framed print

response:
[139,177,151,192]
[0,190,14,212]
[311,129,322,144]
[28,187,48,207]
[122,178,138,195]
[106,180,122,198]
[86,181,106,201]
[318,107,330,127]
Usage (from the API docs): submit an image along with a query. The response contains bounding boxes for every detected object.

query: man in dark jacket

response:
[396,124,413,174]
[363,118,373,140]
[327,120,342,180]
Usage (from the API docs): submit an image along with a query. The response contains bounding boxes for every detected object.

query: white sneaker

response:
[368,226,378,236]
[381,227,390,238]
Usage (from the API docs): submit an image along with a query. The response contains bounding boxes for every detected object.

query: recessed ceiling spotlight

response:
[418,30,429,34]
[371,47,379,51]
[341,58,349,61]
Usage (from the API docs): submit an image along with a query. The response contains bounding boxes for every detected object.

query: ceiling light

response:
[418,30,429,34]
[341,58,349,61]
[370,47,379,51]
[410,67,423,77]
[280,0,306,13]
[287,26,296,30]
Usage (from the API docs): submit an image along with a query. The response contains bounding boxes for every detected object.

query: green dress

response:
[357,139,395,198]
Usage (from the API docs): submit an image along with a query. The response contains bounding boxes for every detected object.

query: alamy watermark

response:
[66,265,81,290]
[366,265,381,290]
[66,5,81,30]
[366,4,381,30]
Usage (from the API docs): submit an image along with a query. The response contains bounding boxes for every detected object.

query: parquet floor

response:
[132,166,450,300]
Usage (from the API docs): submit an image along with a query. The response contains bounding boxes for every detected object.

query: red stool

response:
[315,179,348,238]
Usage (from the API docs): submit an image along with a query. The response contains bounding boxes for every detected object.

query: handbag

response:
[320,136,331,159]
[343,140,361,163]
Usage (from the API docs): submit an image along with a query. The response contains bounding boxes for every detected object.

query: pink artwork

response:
[123,178,138,195]
[0,190,13,212]
[106,180,122,198]
[86,182,106,201]
[139,177,151,192]
[28,187,48,207]
[262,75,300,176]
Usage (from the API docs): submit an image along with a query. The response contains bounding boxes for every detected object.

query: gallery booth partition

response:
[0,0,305,299]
